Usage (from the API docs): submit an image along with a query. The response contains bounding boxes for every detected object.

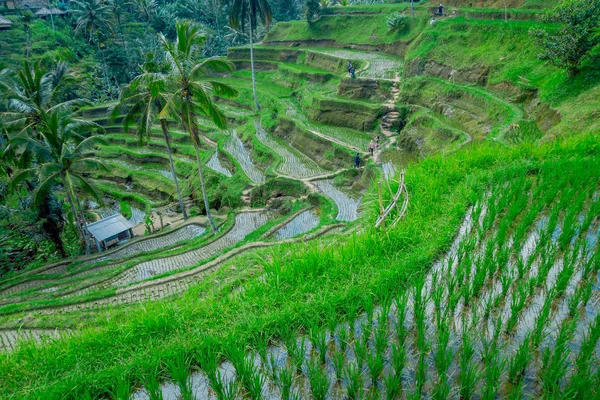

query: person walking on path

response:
[376,135,380,148]
[347,60,353,77]
[369,140,375,157]
[354,152,361,168]
[438,3,444,16]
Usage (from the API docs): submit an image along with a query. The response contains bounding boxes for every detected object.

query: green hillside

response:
[1,0,599,398]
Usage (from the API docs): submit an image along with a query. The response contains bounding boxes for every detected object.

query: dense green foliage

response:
[530,0,600,77]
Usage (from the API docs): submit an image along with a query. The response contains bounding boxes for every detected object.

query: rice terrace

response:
[0,0,599,398]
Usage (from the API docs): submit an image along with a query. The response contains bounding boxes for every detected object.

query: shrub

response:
[387,13,409,33]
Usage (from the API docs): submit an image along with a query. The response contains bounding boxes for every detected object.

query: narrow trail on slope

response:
[374,72,401,164]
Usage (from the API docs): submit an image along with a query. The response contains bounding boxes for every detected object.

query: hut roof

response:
[87,214,133,242]
[35,6,66,15]
[0,15,13,26]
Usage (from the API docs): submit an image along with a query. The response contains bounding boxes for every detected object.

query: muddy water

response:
[206,150,233,178]
[314,180,362,222]
[0,328,68,352]
[255,122,326,179]
[223,130,265,184]
[111,212,269,287]
[273,209,320,240]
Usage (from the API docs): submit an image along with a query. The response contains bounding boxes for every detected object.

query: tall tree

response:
[158,21,237,233]
[0,61,78,143]
[71,0,114,92]
[229,0,272,111]
[8,111,106,254]
[109,0,133,76]
[115,58,189,220]
[530,0,600,77]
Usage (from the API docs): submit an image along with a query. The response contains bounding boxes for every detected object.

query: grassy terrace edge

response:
[1,132,598,399]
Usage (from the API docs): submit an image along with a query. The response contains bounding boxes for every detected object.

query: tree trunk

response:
[67,173,92,255]
[160,119,188,220]
[249,22,260,111]
[194,145,217,234]
[60,174,86,253]
[97,31,111,96]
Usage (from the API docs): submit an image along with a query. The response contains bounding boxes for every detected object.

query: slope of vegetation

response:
[1,0,600,398]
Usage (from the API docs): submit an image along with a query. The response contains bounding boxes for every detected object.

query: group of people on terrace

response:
[354,135,381,168]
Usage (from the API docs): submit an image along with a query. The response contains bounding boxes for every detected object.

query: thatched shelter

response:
[35,6,66,18]
[0,15,13,30]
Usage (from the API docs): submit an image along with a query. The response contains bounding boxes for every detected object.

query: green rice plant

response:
[309,324,328,364]
[508,336,532,385]
[432,376,451,400]
[434,323,452,379]
[482,349,505,400]
[107,374,133,400]
[361,319,372,348]
[506,282,528,333]
[384,371,402,400]
[228,345,265,399]
[255,334,269,365]
[374,315,388,356]
[363,295,375,323]
[458,332,480,400]
[332,348,345,382]
[506,376,525,400]
[415,346,429,397]
[201,352,226,399]
[343,362,363,400]
[267,352,278,381]
[276,364,295,400]
[394,293,408,346]
[223,379,239,400]
[307,356,329,400]
[540,318,577,396]
[366,352,384,386]
[166,354,193,400]
[354,337,367,368]
[554,259,576,296]
[337,323,349,353]
[143,369,162,400]
[531,293,553,348]
[286,336,306,373]
[564,314,600,398]
[391,343,405,378]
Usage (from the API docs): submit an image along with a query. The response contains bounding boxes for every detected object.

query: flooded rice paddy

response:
[314,180,362,222]
[111,212,269,287]
[273,209,321,240]
[255,123,327,179]
[223,131,265,184]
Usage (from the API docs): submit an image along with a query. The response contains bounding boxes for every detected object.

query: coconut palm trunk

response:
[66,172,92,254]
[61,173,89,252]
[249,22,260,111]
[193,146,217,233]
[160,119,188,220]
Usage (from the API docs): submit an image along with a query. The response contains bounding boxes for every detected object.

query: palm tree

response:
[229,0,272,111]
[0,61,78,142]
[114,62,189,220]
[9,111,106,254]
[71,0,114,91]
[109,0,133,75]
[158,21,237,233]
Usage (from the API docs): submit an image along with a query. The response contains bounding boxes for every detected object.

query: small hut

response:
[0,15,13,30]
[87,214,134,253]
[35,6,66,18]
